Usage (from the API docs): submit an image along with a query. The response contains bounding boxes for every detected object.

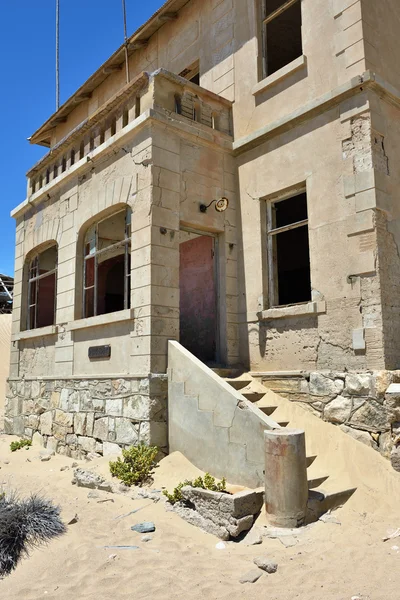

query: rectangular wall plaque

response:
[88,345,111,360]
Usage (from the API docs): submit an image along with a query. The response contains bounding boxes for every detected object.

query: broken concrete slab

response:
[72,468,113,492]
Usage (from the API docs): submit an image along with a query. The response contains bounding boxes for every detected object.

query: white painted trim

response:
[252,55,307,96]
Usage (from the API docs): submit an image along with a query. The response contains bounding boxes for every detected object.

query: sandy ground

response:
[1,435,400,600]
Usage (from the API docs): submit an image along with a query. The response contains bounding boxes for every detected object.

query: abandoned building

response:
[5,0,400,468]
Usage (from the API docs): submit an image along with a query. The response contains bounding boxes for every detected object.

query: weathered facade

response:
[5,0,400,457]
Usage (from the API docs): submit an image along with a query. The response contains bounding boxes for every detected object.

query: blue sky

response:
[0,0,163,276]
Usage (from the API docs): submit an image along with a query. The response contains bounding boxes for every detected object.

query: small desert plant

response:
[10,439,32,452]
[163,473,227,505]
[0,491,65,578]
[109,443,158,487]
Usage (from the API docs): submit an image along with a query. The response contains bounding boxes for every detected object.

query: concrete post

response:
[264,429,308,528]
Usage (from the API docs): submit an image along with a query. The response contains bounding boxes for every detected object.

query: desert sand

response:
[1,431,400,600]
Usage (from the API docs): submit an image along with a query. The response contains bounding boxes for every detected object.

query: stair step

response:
[308,475,329,489]
[307,487,356,519]
[257,405,278,416]
[212,368,242,378]
[242,392,266,403]
[306,455,317,468]
[225,379,252,391]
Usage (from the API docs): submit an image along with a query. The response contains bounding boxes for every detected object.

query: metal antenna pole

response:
[122,0,130,84]
[56,0,60,109]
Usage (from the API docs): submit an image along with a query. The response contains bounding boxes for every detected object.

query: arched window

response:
[26,244,58,330]
[83,208,131,318]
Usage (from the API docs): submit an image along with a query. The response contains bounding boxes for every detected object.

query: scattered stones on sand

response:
[72,468,113,492]
[319,512,341,525]
[131,522,156,534]
[87,491,100,499]
[239,569,263,584]
[141,535,152,542]
[253,556,278,573]
[40,455,52,462]
[239,526,263,546]
[60,466,69,472]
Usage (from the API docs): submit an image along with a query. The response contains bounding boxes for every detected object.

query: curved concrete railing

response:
[167,341,280,488]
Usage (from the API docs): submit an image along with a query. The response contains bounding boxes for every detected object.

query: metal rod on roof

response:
[56,0,60,109]
[122,0,130,84]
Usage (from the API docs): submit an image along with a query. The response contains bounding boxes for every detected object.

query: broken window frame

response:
[260,0,302,79]
[83,207,131,318]
[27,245,58,330]
[266,189,310,308]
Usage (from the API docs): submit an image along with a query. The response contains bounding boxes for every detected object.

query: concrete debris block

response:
[253,557,278,573]
[239,569,263,584]
[40,455,51,462]
[131,522,156,533]
[339,425,376,448]
[72,468,113,492]
[310,373,344,397]
[324,396,352,424]
[171,487,262,540]
[240,526,263,546]
[345,374,372,396]
[390,446,400,472]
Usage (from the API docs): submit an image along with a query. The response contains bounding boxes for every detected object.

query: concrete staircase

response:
[213,368,356,521]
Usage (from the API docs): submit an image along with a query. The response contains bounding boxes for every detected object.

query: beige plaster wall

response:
[237,96,385,372]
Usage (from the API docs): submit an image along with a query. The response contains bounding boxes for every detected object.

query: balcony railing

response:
[27,69,233,200]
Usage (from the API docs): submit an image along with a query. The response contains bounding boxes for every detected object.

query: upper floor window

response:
[267,191,311,307]
[83,208,131,318]
[27,244,58,329]
[261,0,302,78]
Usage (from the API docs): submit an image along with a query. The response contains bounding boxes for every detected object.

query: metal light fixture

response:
[199,197,229,213]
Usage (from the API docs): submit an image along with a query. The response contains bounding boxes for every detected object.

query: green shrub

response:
[10,439,32,452]
[163,473,227,505]
[109,444,158,487]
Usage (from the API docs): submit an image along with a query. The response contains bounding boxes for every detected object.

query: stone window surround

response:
[257,300,326,321]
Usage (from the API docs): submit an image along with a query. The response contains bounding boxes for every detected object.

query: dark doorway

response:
[179,233,217,363]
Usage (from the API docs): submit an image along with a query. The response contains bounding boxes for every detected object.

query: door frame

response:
[179,226,221,364]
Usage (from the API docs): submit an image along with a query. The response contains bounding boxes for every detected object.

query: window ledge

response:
[13,325,58,342]
[67,308,134,332]
[257,301,326,321]
[252,55,307,96]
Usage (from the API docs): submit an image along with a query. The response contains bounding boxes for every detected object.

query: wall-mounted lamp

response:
[199,197,229,213]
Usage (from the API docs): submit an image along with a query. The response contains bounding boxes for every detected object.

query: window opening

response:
[267,191,311,306]
[27,245,57,330]
[261,0,302,77]
[90,136,95,152]
[79,140,85,160]
[122,108,129,128]
[39,175,43,189]
[53,164,58,179]
[70,149,75,166]
[83,208,131,318]
[45,169,50,185]
[61,156,66,172]
[179,61,200,85]
[100,129,105,145]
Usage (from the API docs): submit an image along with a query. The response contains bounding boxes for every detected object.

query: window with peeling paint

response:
[267,191,311,307]
[261,0,303,78]
[83,208,131,318]
[27,244,58,330]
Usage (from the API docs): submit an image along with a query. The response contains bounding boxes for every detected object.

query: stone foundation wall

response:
[259,371,400,457]
[4,375,168,459]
